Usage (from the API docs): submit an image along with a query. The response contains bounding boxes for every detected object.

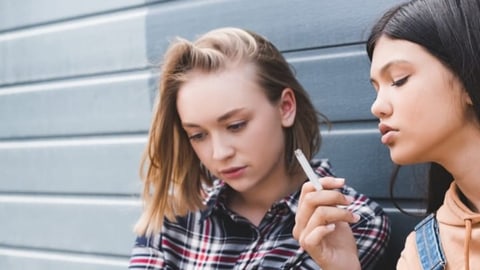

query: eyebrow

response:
[182,108,246,128]
[370,59,410,84]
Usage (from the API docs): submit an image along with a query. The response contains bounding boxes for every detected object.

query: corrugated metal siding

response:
[0,0,423,269]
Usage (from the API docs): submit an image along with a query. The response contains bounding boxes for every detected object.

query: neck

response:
[228,171,305,226]
[452,165,480,213]
[440,129,480,213]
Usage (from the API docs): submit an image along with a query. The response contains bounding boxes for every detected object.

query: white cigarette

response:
[294,149,323,191]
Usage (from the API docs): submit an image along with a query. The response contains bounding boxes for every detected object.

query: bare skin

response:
[292,177,361,270]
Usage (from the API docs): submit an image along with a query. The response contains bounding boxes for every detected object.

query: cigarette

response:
[294,149,323,191]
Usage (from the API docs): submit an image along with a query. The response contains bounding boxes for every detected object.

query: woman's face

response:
[369,36,470,165]
[176,63,296,193]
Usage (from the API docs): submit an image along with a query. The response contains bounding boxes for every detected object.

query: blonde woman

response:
[128,27,389,269]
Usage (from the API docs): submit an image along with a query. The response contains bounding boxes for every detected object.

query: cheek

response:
[248,117,284,145]
[395,96,423,125]
[248,124,285,159]
[397,84,434,122]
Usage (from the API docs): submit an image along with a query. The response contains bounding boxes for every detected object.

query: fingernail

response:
[352,213,361,223]
[335,178,345,183]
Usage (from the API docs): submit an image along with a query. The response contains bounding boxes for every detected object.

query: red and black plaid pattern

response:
[129,160,390,269]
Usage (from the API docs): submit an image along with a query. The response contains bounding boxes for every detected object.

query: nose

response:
[370,92,392,119]
[211,134,234,161]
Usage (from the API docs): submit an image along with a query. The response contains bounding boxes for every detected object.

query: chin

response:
[389,150,416,165]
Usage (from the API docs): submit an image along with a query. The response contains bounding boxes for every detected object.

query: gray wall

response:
[0,1,426,269]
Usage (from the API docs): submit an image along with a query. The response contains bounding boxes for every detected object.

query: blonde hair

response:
[135,27,327,236]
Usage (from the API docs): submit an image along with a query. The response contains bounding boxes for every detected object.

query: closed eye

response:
[391,76,409,87]
[188,132,206,141]
[228,121,247,132]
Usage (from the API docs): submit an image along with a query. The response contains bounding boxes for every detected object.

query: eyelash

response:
[187,121,247,141]
[227,121,247,132]
[188,133,205,141]
[391,76,409,87]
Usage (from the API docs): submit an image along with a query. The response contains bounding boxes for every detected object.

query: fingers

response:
[293,178,360,241]
[298,177,346,208]
[319,177,345,189]
[306,203,360,229]
[300,177,345,193]
[299,223,336,250]
[293,178,362,270]
[301,187,353,208]
[297,222,362,270]
[293,200,359,239]
[297,182,354,225]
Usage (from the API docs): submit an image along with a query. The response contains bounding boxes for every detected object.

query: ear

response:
[465,92,473,106]
[279,88,296,128]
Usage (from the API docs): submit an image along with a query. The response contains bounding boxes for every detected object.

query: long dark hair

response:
[389,164,452,215]
[366,0,480,214]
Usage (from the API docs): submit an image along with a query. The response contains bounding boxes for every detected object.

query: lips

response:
[378,122,398,144]
[219,166,246,179]
[378,123,395,136]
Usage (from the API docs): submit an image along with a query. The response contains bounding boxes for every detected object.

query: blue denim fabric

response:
[415,213,446,270]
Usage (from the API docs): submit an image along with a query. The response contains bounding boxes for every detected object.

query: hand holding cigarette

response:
[292,149,361,269]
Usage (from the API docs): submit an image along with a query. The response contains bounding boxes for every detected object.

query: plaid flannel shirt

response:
[129,159,390,269]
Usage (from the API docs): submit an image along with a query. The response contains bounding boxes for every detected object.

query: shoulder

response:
[397,231,422,269]
[398,214,441,269]
[132,211,206,250]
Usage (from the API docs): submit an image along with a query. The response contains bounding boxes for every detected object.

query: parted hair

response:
[134,27,326,236]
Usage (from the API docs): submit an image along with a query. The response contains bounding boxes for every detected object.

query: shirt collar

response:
[199,182,300,222]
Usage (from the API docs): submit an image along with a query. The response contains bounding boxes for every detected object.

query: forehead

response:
[176,63,269,122]
[370,36,431,75]
[179,63,265,103]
